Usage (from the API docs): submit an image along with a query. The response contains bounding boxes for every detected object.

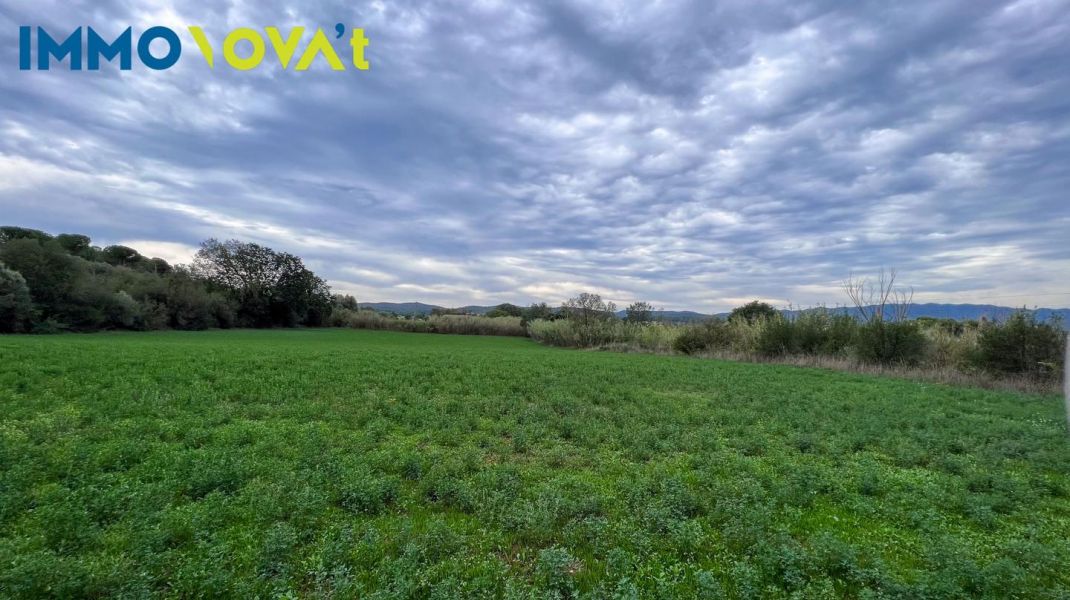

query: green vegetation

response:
[0,227,330,333]
[329,309,526,337]
[530,302,1065,390]
[3,227,1064,390]
[2,329,1069,598]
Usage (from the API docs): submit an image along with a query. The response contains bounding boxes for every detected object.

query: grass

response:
[1,329,1068,598]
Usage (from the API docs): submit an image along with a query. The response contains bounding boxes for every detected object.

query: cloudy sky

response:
[2,0,1069,312]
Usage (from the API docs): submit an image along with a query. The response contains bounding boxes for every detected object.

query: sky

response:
[1,0,1069,312]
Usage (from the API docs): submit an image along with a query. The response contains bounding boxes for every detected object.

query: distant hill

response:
[358,303,711,322]
[778,304,1070,324]
[620,310,711,323]
[358,302,442,315]
[358,301,1069,325]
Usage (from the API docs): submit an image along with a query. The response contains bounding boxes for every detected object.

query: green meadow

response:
[1,329,1068,598]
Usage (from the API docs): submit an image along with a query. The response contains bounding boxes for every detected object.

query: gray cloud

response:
[2,0,1069,311]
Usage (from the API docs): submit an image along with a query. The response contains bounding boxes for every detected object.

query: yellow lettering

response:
[223,28,265,70]
[295,29,344,71]
[350,28,369,70]
[265,26,304,69]
[187,26,214,68]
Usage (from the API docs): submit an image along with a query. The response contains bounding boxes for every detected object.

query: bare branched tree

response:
[562,292,617,328]
[842,268,914,323]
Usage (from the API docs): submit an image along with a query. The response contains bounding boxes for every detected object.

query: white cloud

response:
[0,0,1068,312]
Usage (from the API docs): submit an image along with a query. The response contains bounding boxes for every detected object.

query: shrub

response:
[922,325,979,370]
[331,309,525,337]
[673,319,736,355]
[104,291,139,329]
[854,321,927,365]
[527,318,609,347]
[755,316,794,357]
[797,311,856,355]
[430,314,525,336]
[976,311,1065,378]
[0,263,34,333]
[756,310,859,358]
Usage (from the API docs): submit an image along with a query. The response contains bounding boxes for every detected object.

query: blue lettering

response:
[136,26,181,70]
[19,26,31,70]
[37,26,82,70]
[87,27,132,70]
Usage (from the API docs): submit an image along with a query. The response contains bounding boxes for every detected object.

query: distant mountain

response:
[897,303,1069,323]
[357,301,1069,326]
[358,302,443,315]
[615,309,711,323]
[458,305,493,315]
[780,303,1070,324]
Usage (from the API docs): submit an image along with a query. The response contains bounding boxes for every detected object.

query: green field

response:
[1,330,1068,598]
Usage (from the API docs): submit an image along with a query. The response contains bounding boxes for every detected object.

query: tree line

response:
[0,227,331,333]
[1,225,1064,387]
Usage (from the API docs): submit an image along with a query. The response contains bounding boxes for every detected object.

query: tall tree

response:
[562,292,617,328]
[193,239,331,327]
[625,301,654,323]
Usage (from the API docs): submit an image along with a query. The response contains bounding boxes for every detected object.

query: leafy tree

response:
[147,257,172,275]
[101,245,143,267]
[0,238,83,324]
[273,253,332,326]
[625,301,654,323]
[521,302,555,327]
[334,294,359,311]
[486,303,523,318]
[729,301,779,324]
[0,227,332,333]
[165,269,221,330]
[0,227,52,244]
[0,263,34,332]
[193,239,331,327]
[55,233,94,258]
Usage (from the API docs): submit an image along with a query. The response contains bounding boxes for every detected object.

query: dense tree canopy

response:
[729,300,780,324]
[0,264,34,333]
[194,239,332,327]
[0,227,333,333]
[486,303,524,318]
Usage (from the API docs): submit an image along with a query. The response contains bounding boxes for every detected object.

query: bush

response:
[673,319,737,355]
[755,311,858,358]
[331,309,525,337]
[527,318,676,351]
[430,314,525,336]
[976,311,1065,379]
[854,321,927,365]
[0,263,34,333]
[755,316,794,357]
[922,325,979,370]
[527,318,609,348]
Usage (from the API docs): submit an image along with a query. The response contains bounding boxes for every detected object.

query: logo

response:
[18,25,370,71]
